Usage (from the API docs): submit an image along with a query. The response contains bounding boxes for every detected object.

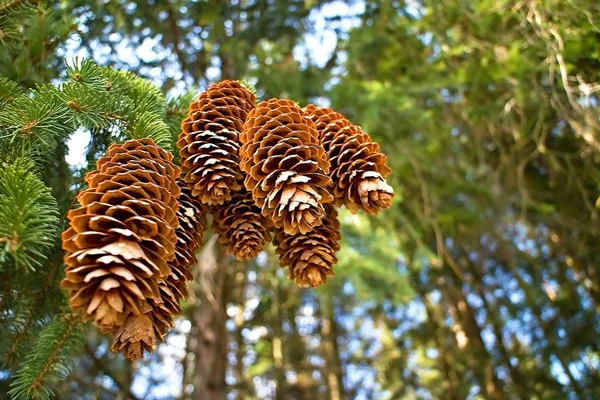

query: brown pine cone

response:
[111,310,157,360]
[177,80,256,205]
[304,104,394,215]
[61,138,180,333]
[274,204,340,288]
[240,99,333,235]
[212,184,272,261]
[112,180,208,360]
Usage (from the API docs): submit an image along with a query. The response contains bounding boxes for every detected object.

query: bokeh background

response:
[2,0,600,399]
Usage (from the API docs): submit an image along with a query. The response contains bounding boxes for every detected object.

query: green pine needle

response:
[65,58,106,91]
[7,312,85,400]
[58,82,117,130]
[0,76,22,106]
[131,111,172,150]
[0,157,59,272]
[0,85,73,155]
[239,79,258,96]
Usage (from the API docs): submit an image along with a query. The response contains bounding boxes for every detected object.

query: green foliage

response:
[7,312,85,400]
[2,0,599,399]
[101,66,173,149]
[335,210,413,304]
[0,77,22,107]
[0,0,76,85]
[165,90,195,158]
[0,58,176,160]
[0,157,58,272]
[0,85,71,155]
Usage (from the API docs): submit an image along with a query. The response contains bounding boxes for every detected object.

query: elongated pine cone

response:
[177,80,256,205]
[112,181,207,360]
[304,105,393,215]
[240,99,333,235]
[275,204,340,287]
[212,184,272,261]
[61,138,180,334]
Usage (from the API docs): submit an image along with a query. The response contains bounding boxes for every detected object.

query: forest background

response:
[0,0,599,399]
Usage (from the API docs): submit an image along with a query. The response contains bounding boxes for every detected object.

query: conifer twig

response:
[0,0,33,16]
[29,314,79,391]
[5,256,60,365]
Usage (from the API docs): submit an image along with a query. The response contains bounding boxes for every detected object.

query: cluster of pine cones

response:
[61,81,393,360]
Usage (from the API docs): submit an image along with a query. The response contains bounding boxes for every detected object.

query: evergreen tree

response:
[2,0,599,399]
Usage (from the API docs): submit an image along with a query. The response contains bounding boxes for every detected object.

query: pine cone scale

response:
[240,99,333,235]
[304,104,394,215]
[62,139,180,333]
[111,180,208,360]
[275,204,340,287]
[177,80,256,205]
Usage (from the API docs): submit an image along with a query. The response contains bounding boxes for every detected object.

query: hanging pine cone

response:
[177,80,256,205]
[212,182,272,261]
[112,180,208,360]
[61,138,180,333]
[274,204,340,287]
[240,99,333,235]
[110,310,157,360]
[304,104,394,215]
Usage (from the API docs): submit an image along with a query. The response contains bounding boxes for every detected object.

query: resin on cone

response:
[212,181,272,261]
[275,204,340,287]
[112,180,208,360]
[177,80,256,205]
[304,104,394,215]
[61,138,180,333]
[240,99,333,235]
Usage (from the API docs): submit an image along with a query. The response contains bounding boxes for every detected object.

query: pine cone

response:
[111,310,157,361]
[177,80,256,205]
[304,105,394,215]
[61,138,180,333]
[274,204,340,288]
[240,99,333,235]
[112,180,208,360]
[212,184,272,261]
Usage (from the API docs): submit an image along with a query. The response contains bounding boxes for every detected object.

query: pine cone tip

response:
[353,171,394,214]
[111,314,157,361]
[291,265,335,288]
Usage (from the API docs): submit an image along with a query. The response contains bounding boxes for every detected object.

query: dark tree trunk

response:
[270,263,287,400]
[191,237,229,400]
[321,295,345,400]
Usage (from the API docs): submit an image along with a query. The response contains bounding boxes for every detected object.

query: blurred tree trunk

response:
[461,249,530,399]
[443,279,506,400]
[321,295,345,400]
[232,260,250,399]
[271,265,287,400]
[191,236,229,400]
[408,261,462,400]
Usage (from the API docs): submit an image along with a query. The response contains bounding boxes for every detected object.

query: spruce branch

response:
[0,85,73,155]
[65,58,107,91]
[0,77,22,106]
[7,312,85,400]
[3,255,61,366]
[0,157,59,272]
[0,0,33,16]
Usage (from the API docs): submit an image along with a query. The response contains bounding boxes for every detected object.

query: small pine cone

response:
[274,204,340,288]
[212,184,272,261]
[111,311,157,361]
[304,104,394,215]
[112,180,208,360]
[240,99,333,235]
[61,138,180,333]
[177,80,256,205]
